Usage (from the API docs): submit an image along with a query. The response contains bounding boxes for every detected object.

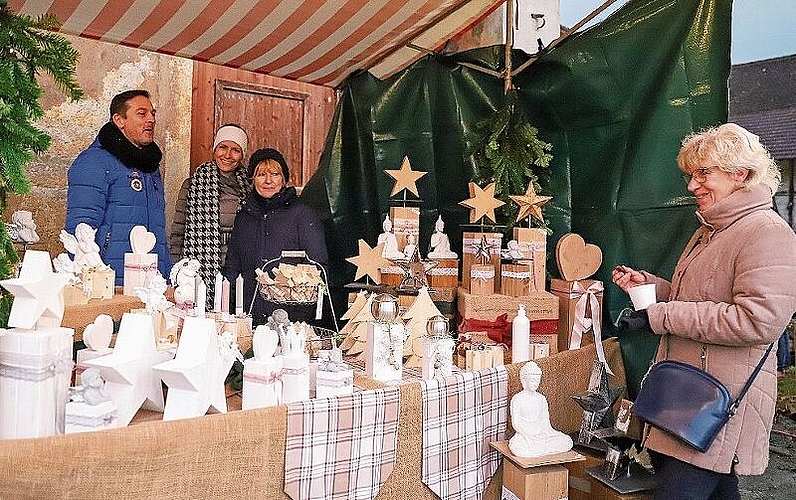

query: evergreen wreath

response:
[467,90,553,230]
[0,1,83,325]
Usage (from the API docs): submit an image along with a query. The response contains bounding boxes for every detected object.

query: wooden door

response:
[214,80,310,186]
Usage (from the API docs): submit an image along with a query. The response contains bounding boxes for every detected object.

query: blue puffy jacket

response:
[66,138,172,285]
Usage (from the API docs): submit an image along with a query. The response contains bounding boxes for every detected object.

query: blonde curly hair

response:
[677,122,781,194]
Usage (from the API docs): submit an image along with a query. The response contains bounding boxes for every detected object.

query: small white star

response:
[0,250,69,329]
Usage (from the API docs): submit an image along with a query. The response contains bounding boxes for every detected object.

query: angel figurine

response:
[6,210,40,245]
[59,223,106,269]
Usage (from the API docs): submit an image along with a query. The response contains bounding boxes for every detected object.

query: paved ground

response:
[739,415,796,499]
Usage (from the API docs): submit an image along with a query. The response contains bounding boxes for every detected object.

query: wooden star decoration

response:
[395,247,438,292]
[459,182,505,223]
[470,234,497,265]
[0,249,69,329]
[509,182,553,224]
[346,240,387,283]
[571,362,625,446]
[385,156,427,197]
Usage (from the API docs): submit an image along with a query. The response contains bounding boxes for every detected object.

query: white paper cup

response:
[628,283,656,310]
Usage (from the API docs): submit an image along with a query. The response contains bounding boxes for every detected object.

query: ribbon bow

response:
[570,280,613,375]
[458,313,512,346]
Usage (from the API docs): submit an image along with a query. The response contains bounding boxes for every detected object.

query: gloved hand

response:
[617,309,650,332]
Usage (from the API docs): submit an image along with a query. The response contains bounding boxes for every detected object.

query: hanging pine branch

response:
[0,2,83,325]
[467,90,553,228]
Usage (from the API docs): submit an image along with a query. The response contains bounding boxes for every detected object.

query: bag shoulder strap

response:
[729,342,775,416]
[662,335,774,416]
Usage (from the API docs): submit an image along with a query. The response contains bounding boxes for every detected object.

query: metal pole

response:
[504,0,514,94]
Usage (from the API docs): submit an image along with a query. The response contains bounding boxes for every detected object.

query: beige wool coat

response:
[644,184,796,475]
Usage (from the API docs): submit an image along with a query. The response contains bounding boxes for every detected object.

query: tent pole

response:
[504,0,514,93]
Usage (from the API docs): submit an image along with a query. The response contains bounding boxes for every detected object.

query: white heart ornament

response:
[253,325,279,359]
[130,225,156,254]
[84,314,114,350]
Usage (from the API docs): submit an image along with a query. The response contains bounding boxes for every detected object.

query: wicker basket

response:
[258,282,319,305]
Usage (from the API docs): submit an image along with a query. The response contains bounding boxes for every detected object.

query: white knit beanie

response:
[212,125,248,158]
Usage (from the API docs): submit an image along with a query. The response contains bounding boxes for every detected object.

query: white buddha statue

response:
[378,215,405,260]
[403,233,418,259]
[428,215,457,259]
[509,361,574,458]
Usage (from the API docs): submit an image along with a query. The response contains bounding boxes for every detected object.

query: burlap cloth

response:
[0,340,625,499]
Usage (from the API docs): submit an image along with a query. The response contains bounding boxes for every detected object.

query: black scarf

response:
[98,121,162,173]
[252,186,297,212]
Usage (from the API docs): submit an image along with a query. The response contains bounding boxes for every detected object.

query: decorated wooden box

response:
[512,227,547,292]
[81,268,115,299]
[469,264,495,295]
[426,258,459,289]
[500,262,533,297]
[123,253,158,296]
[389,206,420,251]
[550,278,603,353]
[461,231,502,289]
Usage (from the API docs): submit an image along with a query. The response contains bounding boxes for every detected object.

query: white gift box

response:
[242,356,283,410]
[123,252,158,296]
[0,326,74,439]
[75,347,113,385]
[281,354,310,404]
[64,400,118,434]
[420,337,455,380]
[316,368,354,398]
[365,322,405,383]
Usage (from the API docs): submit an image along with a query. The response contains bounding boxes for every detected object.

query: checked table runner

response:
[420,366,508,500]
[284,386,401,500]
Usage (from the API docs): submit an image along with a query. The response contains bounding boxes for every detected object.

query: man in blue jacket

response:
[65,89,171,285]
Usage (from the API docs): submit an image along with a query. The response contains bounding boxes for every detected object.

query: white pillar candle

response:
[196,280,207,317]
[213,272,223,312]
[221,278,230,314]
[235,274,244,316]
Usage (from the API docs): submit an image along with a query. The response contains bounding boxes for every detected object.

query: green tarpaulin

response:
[302,0,731,396]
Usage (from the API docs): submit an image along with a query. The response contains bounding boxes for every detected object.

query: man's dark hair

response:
[109,90,151,119]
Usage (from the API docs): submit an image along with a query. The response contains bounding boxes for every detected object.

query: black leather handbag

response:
[633,339,774,453]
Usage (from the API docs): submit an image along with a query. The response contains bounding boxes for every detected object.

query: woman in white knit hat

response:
[170,123,251,301]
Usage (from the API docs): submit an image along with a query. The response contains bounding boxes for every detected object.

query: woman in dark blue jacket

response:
[222,148,327,325]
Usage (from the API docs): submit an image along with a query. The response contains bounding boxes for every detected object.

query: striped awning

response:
[10,0,505,88]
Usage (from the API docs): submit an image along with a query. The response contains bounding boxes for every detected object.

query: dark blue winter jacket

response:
[66,138,172,285]
[222,187,327,325]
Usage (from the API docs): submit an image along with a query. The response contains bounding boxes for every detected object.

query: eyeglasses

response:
[682,166,716,184]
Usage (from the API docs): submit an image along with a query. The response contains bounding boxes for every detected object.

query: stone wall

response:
[6,33,192,261]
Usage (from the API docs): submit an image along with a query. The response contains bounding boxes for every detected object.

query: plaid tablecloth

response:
[284,386,401,500]
[420,366,508,500]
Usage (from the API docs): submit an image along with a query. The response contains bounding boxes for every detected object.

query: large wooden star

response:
[459,182,505,223]
[385,156,427,197]
[346,240,387,283]
[509,182,553,224]
[153,316,232,420]
[396,247,438,292]
[0,250,69,329]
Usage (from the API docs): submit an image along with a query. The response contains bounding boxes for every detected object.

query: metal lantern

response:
[426,314,450,339]
[371,293,399,323]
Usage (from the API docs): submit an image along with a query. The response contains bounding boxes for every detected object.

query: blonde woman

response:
[613,123,796,499]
